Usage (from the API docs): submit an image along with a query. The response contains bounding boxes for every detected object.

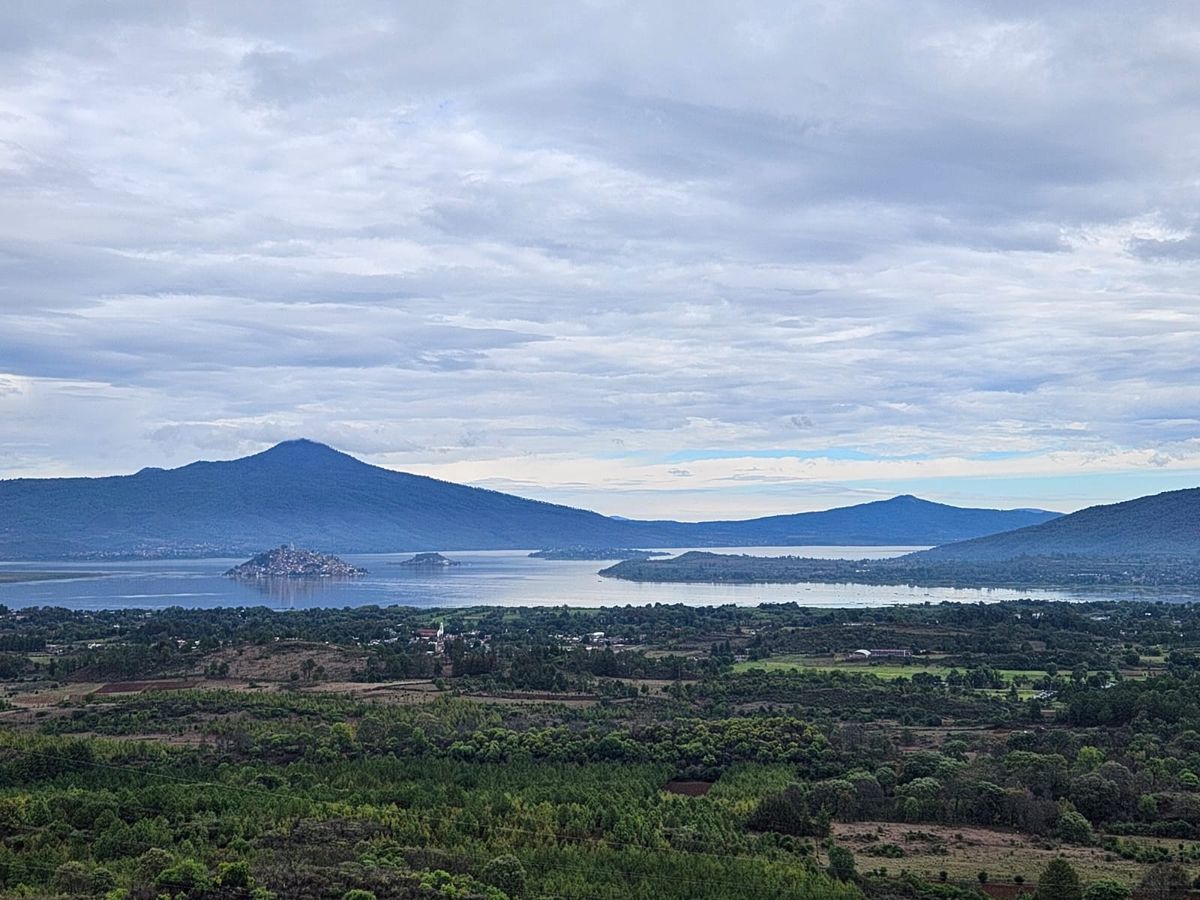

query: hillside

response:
[915,487,1200,562]
[0,439,1058,558]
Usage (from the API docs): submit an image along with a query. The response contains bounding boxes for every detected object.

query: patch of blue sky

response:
[651,448,1039,464]
[657,448,925,463]
[971,450,1042,461]
[600,447,1089,465]
[848,471,1200,512]
[665,448,874,462]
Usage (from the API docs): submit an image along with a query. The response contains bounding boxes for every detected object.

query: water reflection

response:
[230,576,363,608]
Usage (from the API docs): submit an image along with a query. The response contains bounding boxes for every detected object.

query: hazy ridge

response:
[0,439,1059,558]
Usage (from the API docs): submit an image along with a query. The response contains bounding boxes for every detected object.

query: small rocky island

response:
[225,546,367,579]
[529,547,670,561]
[395,552,461,568]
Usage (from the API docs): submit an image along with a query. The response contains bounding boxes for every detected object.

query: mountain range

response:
[0,439,1060,558]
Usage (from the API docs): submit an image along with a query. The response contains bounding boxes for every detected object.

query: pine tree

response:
[1036,858,1082,900]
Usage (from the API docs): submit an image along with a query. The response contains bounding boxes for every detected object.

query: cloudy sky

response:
[2,1,1199,518]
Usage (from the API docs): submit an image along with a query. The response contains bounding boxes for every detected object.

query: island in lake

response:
[529,547,671,561]
[224,546,366,579]
[394,552,461,568]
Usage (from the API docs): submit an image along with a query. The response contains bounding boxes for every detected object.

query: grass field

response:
[732,656,1050,683]
[832,821,1180,886]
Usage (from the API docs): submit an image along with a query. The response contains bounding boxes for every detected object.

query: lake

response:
[0,546,1090,610]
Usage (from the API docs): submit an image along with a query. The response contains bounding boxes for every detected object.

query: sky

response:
[2,1,1199,519]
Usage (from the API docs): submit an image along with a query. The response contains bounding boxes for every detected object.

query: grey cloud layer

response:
[1,1,1198,512]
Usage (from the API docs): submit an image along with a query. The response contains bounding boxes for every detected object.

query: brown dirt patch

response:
[95,679,198,694]
[463,691,598,708]
[4,681,105,708]
[297,680,446,705]
[663,780,713,796]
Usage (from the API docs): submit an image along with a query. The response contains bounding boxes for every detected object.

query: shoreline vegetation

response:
[0,570,104,584]
[599,550,1200,590]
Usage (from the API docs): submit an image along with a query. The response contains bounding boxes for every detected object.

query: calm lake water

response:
[0,546,1088,611]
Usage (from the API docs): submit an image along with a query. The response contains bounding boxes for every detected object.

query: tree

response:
[91,866,117,894]
[1069,773,1120,822]
[219,860,255,891]
[54,861,91,895]
[747,785,829,837]
[1137,862,1191,900]
[342,892,377,900]
[1075,746,1105,772]
[828,845,856,882]
[810,779,857,818]
[133,847,173,887]
[895,776,942,820]
[482,854,527,897]
[1082,881,1131,900]
[157,858,210,895]
[1056,809,1094,844]
[1037,858,1082,900]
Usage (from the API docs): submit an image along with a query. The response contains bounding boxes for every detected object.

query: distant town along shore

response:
[529,547,670,561]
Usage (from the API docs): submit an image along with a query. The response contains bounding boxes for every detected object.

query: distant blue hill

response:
[0,439,1060,558]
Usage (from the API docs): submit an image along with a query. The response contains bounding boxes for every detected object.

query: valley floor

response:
[1,599,1198,899]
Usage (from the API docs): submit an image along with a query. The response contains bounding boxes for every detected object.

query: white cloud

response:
[1,1,1198,515]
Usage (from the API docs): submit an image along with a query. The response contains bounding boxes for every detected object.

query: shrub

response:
[1082,880,1132,900]
[1137,862,1191,900]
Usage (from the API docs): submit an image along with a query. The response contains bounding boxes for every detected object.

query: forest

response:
[4,599,1200,898]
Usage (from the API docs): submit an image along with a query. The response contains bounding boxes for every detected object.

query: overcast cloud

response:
[2,1,1199,517]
